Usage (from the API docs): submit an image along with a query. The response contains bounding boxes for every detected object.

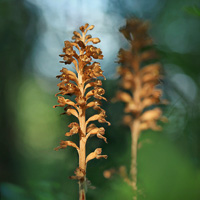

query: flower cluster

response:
[116,19,167,193]
[53,23,110,196]
[117,19,167,133]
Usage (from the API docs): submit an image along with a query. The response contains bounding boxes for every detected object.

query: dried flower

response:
[117,19,167,193]
[53,23,110,200]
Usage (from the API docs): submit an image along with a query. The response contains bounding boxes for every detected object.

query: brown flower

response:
[117,19,166,124]
[65,122,80,136]
[83,62,105,80]
[53,23,110,199]
[116,18,167,193]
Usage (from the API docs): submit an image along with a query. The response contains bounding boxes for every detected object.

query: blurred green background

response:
[1,0,200,199]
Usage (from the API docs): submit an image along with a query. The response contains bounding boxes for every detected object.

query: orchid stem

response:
[130,119,140,199]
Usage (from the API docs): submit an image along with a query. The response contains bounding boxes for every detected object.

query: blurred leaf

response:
[184,5,200,17]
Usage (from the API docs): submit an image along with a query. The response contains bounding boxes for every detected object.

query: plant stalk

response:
[78,66,87,200]
[130,119,140,192]
[79,180,86,200]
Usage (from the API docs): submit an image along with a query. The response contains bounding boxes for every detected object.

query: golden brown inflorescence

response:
[53,23,110,199]
[117,19,167,192]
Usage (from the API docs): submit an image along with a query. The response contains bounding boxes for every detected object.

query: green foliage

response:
[184,5,200,17]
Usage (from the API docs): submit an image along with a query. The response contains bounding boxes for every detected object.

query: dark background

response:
[1,0,200,199]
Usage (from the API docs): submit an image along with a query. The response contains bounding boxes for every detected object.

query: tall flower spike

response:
[117,19,167,197]
[54,23,110,200]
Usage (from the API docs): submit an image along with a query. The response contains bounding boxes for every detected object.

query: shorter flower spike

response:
[117,18,167,129]
[116,18,167,194]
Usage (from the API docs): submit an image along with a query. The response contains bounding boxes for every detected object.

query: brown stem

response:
[130,72,141,188]
[79,107,86,170]
[130,119,140,191]
[79,180,86,200]
[129,63,141,200]
[78,58,87,199]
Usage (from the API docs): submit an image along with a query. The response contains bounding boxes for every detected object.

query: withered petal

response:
[140,108,162,122]
[54,140,79,152]
[86,114,101,125]
[96,155,108,159]
[86,148,107,163]
[86,37,100,44]
[87,25,95,31]
[141,97,159,109]
[97,133,107,143]
[73,31,82,38]
[66,108,79,118]
[86,123,97,133]
[116,91,132,103]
